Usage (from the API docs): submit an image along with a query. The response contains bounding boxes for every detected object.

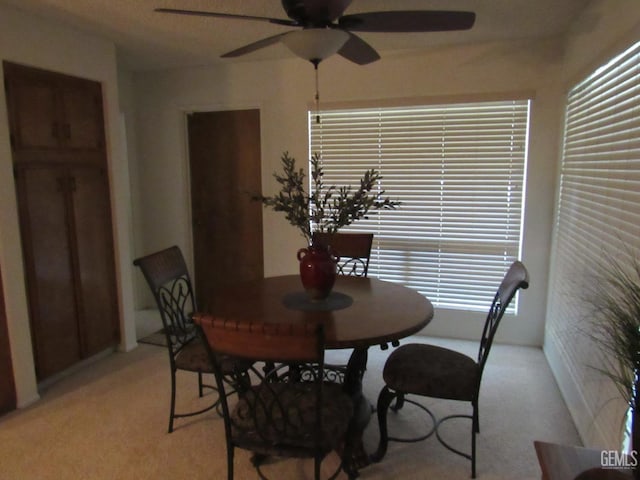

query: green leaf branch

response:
[253,152,400,244]
[579,243,640,429]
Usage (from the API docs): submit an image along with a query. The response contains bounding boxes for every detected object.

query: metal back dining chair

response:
[311,232,375,382]
[133,245,248,433]
[194,315,356,480]
[371,260,529,478]
[312,232,374,277]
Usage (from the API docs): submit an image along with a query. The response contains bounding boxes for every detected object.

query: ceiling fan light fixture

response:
[282,28,349,62]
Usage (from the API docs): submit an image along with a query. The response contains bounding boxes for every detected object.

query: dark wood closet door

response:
[71,166,118,355]
[58,82,105,150]
[15,165,82,378]
[4,62,105,152]
[187,110,264,310]
[5,69,59,150]
[5,61,119,382]
[0,263,17,415]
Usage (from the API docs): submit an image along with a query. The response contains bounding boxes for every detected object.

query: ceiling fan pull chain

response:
[314,60,321,124]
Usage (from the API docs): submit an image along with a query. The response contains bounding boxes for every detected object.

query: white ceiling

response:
[1,0,595,71]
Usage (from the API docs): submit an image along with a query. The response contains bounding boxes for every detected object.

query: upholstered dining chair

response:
[133,245,248,433]
[312,232,374,277]
[371,260,529,478]
[194,315,356,480]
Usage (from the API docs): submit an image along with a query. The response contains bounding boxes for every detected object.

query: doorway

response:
[187,109,264,309]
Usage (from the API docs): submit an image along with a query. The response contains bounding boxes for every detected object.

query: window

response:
[309,99,530,312]
[545,40,640,449]
[548,39,640,331]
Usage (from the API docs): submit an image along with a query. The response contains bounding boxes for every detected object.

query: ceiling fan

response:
[156,0,476,65]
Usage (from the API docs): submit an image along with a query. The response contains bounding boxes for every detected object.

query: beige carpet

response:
[0,336,580,479]
[138,329,167,347]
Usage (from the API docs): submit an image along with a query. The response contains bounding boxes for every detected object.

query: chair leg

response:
[471,403,478,478]
[314,455,321,480]
[370,386,397,463]
[473,400,480,433]
[198,371,204,397]
[471,424,476,479]
[340,425,361,480]
[227,446,234,480]
[168,368,177,433]
[391,392,405,412]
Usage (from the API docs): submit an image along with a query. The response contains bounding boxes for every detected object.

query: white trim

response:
[544,331,621,448]
[309,90,537,112]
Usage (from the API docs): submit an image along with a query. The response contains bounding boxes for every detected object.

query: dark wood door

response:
[15,165,82,378]
[5,62,119,381]
[58,81,105,150]
[4,65,59,150]
[4,62,105,151]
[71,165,118,356]
[187,110,264,310]
[0,262,17,415]
[14,164,119,379]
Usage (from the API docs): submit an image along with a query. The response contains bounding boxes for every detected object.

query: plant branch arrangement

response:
[585,250,640,408]
[253,152,400,244]
[582,246,640,467]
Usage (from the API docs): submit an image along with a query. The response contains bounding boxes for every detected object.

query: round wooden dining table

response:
[204,274,433,477]
[206,274,433,349]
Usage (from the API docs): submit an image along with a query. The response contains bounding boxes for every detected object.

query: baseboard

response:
[544,331,621,449]
[37,347,115,392]
[17,392,40,409]
[418,307,541,346]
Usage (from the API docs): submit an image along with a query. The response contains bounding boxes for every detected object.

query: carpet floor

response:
[0,336,581,479]
[138,329,167,347]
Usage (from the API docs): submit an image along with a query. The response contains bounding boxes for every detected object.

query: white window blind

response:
[553,42,640,264]
[309,100,530,312]
[546,40,640,449]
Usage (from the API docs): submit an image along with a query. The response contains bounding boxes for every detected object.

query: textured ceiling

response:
[1,0,595,71]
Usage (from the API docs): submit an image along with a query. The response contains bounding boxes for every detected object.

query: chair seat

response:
[383,343,480,401]
[373,262,529,478]
[231,381,353,456]
[175,339,249,374]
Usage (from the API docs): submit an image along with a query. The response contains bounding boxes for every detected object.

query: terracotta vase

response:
[296,243,339,300]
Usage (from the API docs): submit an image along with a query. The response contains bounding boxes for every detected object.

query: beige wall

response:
[131,36,565,346]
[0,4,137,407]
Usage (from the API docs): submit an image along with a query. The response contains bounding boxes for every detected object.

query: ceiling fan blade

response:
[282,0,353,23]
[155,8,297,27]
[339,11,476,32]
[337,32,380,65]
[221,32,291,58]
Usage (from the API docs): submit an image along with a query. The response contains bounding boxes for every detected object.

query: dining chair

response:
[371,260,529,478]
[312,232,374,277]
[312,232,375,382]
[194,314,356,480]
[133,245,248,433]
